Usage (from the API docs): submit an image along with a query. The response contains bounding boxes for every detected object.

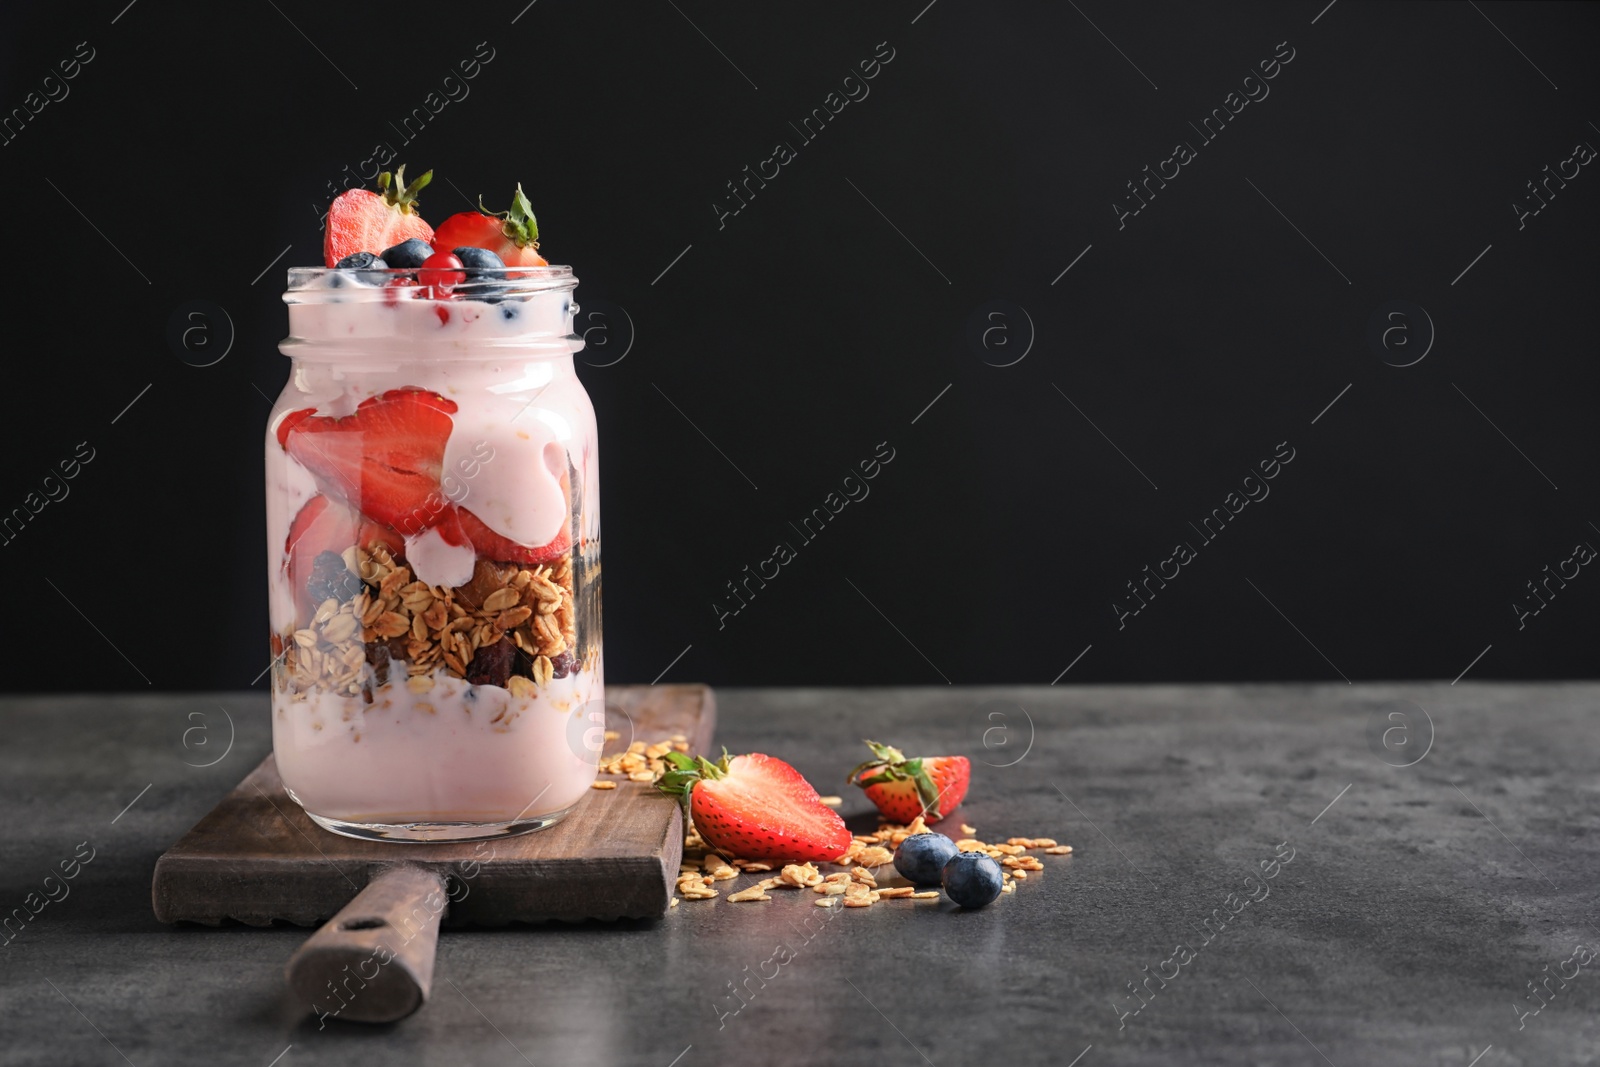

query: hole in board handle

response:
[341,917,387,931]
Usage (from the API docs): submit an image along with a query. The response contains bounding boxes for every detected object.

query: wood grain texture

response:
[285,865,446,1022]
[152,684,715,927]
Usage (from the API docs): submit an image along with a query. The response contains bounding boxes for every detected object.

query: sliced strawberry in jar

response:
[276,387,459,535]
[454,505,571,566]
[283,494,402,615]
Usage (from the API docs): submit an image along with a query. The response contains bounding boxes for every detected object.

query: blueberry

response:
[332,251,388,286]
[452,247,505,272]
[380,238,435,269]
[894,832,959,886]
[941,852,1004,909]
[334,251,383,270]
[453,247,508,302]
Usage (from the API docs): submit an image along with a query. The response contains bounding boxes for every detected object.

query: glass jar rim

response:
[285,264,575,301]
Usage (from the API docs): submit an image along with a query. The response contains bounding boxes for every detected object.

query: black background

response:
[2,1,1596,692]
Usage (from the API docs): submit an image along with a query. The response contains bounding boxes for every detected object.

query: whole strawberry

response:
[848,740,970,823]
[431,183,548,267]
[658,751,849,863]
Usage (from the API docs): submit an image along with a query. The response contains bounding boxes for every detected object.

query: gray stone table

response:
[1,684,1596,1066]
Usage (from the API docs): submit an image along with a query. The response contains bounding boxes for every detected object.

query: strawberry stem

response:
[478,182,540,248]
[847,739,947,819]
[377,165,432,215]
[655,750,729,821]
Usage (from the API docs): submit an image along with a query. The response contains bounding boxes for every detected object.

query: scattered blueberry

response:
[380,238,435,269]
[894,832,959,886]
[306,550,363,604]
[941,852,1004,909]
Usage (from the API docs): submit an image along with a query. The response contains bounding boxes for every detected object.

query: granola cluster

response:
[272,539,577,701]
[593,732,692,784]
[667,814,1072,908]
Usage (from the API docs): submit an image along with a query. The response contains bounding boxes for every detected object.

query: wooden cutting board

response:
[152,684,714,1022]
[153,684,715,928]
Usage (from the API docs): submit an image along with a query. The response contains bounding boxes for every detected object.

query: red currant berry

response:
[419,251,466,290]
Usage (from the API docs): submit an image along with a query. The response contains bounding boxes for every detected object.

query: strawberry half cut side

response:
[848,740,971,823]
[277,387,459,535]
[658,751,850,863]
[323,166,436,267]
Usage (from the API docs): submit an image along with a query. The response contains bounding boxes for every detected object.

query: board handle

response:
[286,864,449,1025]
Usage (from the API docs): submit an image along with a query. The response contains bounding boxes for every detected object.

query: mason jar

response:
[265,264,602,841]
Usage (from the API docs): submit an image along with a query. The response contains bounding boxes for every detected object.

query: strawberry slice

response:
[323,166,436,268]
[658,751,850,863]
[431,182,548,267]
[848,741,971,823]
[276,388,458,535]
[283,494,402,614]
[453,505,571,566]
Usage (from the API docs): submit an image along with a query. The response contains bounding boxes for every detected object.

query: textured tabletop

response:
[0,683,1595,1067]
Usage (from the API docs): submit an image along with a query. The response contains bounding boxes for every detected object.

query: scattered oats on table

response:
[855,846,893,868]
[780,863,823,888]
[819,795,843,807]
[727,886,771,903]
[590,781,617,790]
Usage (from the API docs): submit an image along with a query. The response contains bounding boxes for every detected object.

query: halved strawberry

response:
[276,388,458,535]
[323,166,435,267]
[453,505,571,566]
[849,741,971,823]
[283,494,402,614]
[658,751,850,863]
[431,183,548,267]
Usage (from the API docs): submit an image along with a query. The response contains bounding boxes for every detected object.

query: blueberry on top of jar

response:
[454,246,508,302]
[380,238,435,269]
[332,251,388,287]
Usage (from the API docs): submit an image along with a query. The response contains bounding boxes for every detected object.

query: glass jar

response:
[265,264,602,842]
